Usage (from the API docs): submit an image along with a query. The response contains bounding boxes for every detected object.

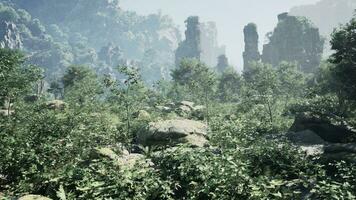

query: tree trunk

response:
[125,86,131,136]
[6,97,11,118]
[266,98,273,123]
[205,90,210,125]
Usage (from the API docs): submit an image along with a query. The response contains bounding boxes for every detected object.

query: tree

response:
[172,59,217,124]
[242,62,280,123]
[105,65,147,138]
[216,54,229,73]
[276,62,307,106]
[62,65,103,108]
[218,67,242,102]
[62,65,96,89]
[329,16,356,103]
[0,48,42,115]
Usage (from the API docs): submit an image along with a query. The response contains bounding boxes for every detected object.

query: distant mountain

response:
[290,0,356,37]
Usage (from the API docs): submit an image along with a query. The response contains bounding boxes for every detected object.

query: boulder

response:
[134,110,151,120]
[295,143,356,162]
[18,195,52,200]
[92,147,150,168]
[45,100,67,110]
[287,130,326,145]
[138,119,209,147]
[289,113,355,143]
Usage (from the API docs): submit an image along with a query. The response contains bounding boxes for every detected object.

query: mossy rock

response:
[138,119,209,147]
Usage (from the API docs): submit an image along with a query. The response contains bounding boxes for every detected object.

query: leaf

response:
[272,192,283,198]
[56,184,67,200]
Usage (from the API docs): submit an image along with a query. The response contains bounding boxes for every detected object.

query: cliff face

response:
[261,13,324,73]
[175,17,225,67]
[243,23,260,72]
[175,16,201,65]
[0,21,22,49]
[242,13,324,73]
[290,0,356,56]
[290,0,356,37]
[200,22,225,67]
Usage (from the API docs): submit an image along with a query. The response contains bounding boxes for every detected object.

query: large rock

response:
[92,147,151,168]
[138,119,209,147]
[295,143,356,163]
[243,23,260,71]
[133,110,151,120]
[289,113,355,143]
[18,195,52,200]
[0,21,22,49]
[287,129,326,145]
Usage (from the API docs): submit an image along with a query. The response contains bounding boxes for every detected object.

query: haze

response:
[121,0,320,70]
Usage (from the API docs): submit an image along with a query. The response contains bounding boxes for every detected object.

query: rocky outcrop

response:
[92,147,152,169]
[243,23,260,72]
[200,21,226,67]
[133,110,151,120]
[261,13,324,73]
[288,113,356,162]
[138,119,209,147]
[175,16,201,65]
[175,17,225,67]
[0,21,22,49]
[289,113,355,143]
[287,129,326,145]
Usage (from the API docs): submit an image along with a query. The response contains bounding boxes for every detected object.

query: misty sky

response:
[121,0,320,70]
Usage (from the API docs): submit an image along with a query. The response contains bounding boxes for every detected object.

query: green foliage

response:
[172,59,217,123]
[1,4,356,200]
[0,103,121,196]
[104,65,150,142]
[218,67,242,102]
[0,49,43,109]
[62,65,95,89]
[329,16,356,101]
[242,62,281,123]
